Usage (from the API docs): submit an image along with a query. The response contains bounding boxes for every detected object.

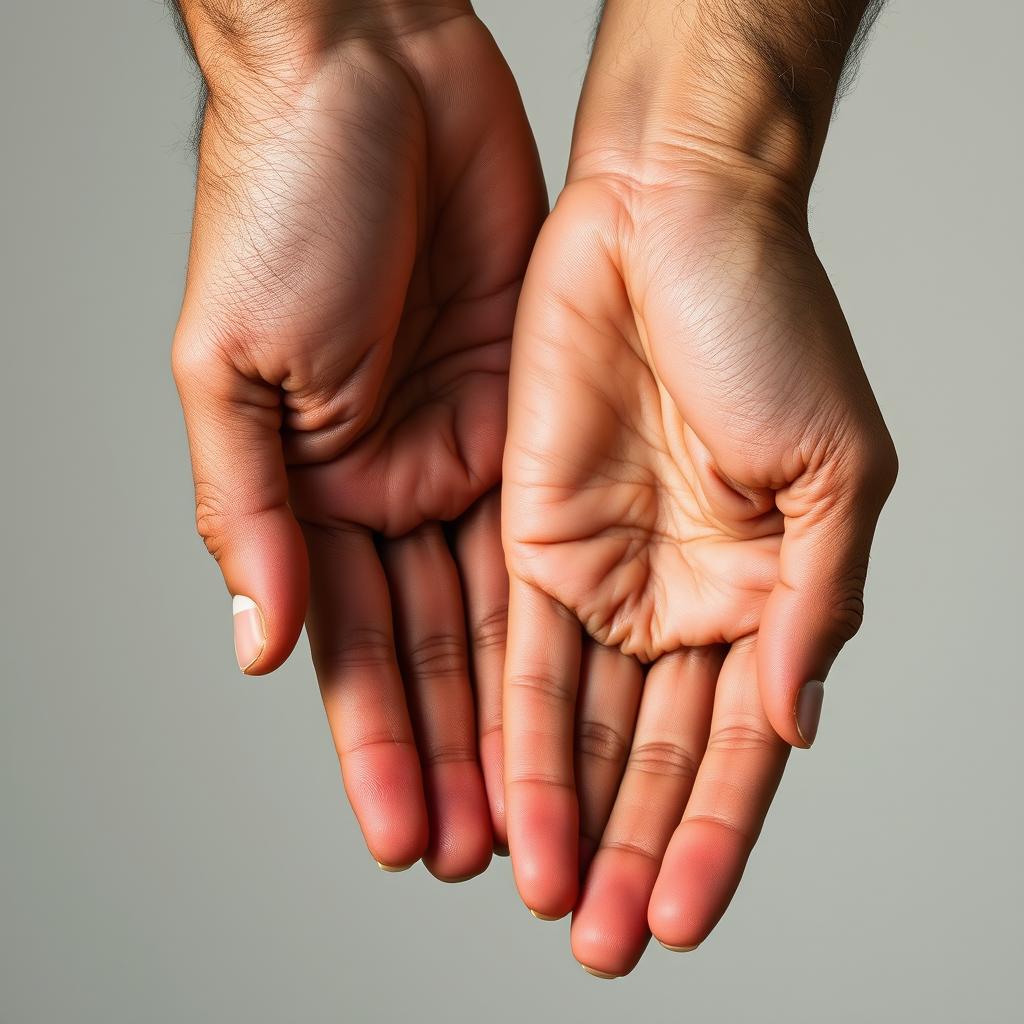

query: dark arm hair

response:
[701,0,886,126]
[167,0,207,151]
[596,0,886,138]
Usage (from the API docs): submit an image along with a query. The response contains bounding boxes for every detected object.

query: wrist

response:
[570,0,856,201]
[176,0,473,101]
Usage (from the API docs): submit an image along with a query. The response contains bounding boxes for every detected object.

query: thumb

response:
[758,445,897,747]
[173,333,308,675]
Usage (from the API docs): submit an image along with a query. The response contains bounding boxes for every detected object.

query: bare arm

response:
[578,0,885,191]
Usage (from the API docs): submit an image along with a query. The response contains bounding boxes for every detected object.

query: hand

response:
[502,151,896,968]
[171,4,546,878]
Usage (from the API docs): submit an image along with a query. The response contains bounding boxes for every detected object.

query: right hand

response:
[502,153,896,969]
[171,6,546,878]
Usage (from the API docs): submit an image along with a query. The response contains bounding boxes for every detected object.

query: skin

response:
[171,0,897,978]
[171,2,547,878]
[503,0,897,975]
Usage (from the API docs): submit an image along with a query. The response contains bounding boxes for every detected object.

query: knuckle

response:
[878,435,900,495]
[193,479,231,561]
[683,812,756,846]
[575,719,630,765]
[171,330,224,388]
[507,670,575,706]
[470,605,508,653]
[829,561,869,643]
[847,429,900,498]
[707,718,777,754]
[320,626,394,670]
[404,632,466,680]
[506,767,573,789]
[602,837,659,863]
[420,742,476,768]
[340,732,415,758]
[628,740,701,781]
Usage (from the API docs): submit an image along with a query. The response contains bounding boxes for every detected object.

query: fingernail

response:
[796,679,825,747]
[376,860,413,873]
[232,595,265,673]
[530,909,562,921]
[658,941,699,953]
[580,964,619,980]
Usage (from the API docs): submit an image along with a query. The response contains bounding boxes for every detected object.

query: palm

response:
[505,338,780,661]
[198,19,545,533]
[504,178,816,661]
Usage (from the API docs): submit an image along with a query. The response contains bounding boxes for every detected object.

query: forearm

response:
[574,0,884,195]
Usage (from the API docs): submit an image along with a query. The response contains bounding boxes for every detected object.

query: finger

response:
[574,643,643,875]
[451,491,509,848]
[172,331,307,674]
[759,442,897,747]
[504,577,582,919]
[382,525,493,882]
[648,638,789,951]
[571,648,720,978]
[304,523,428,871]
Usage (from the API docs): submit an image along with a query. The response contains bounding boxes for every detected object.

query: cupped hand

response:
[172,10,546,878]
[502,155,896,970]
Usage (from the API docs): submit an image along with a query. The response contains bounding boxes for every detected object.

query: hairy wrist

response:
[573,0,883,196]
[172,0,472,100]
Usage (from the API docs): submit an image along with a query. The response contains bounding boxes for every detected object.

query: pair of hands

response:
[172,5,896,977]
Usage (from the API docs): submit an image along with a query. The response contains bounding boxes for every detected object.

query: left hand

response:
[172,7,546,879]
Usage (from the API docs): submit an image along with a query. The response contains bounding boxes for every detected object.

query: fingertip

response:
[430,856,493,884]
[365,826,428,876]
[579,964,621,980]
[756,661,821,750]
[425,846,493,884]
[530,909,565,922]
[795,678,825,747]
[515,866,578,922]
[363,806,429,873]
[658,940,700,953]
[757,599,821,749]
[376,860,414,873]
[345,752,429,872]
[513,845,579,921]
[226,509,309,675]
[509,787,580,920]
[648,825,741,951]
[569,853,653,979]
[232,595,266,673]
[648,901,704,954]
[648,893,710,953]
[422,764,495,883]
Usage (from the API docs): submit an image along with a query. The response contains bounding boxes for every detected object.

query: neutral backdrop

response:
[2,2,1021,1021]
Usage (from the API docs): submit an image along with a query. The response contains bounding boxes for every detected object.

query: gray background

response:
[2,1,1021,1021]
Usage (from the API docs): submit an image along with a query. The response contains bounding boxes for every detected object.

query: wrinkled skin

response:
[502,159,897,974]
[172,13,546,878]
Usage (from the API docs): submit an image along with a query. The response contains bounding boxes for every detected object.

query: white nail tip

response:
[232,595,257,615]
